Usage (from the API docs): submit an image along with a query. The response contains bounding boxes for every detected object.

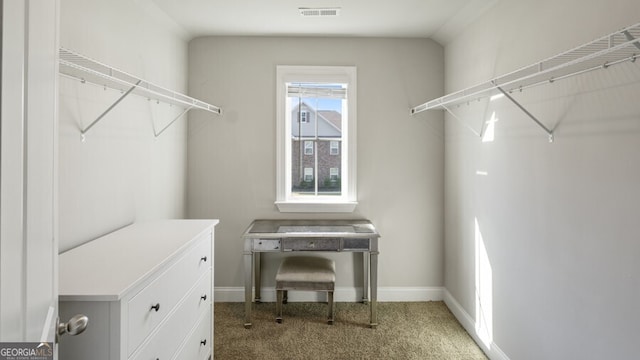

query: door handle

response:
[57,314,88,341]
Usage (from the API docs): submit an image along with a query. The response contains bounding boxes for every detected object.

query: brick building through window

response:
[291,101,342,195]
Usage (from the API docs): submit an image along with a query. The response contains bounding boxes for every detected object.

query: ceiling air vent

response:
[298,7,341,17]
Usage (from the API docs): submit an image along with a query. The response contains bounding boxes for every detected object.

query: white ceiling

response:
[144,0,499,44]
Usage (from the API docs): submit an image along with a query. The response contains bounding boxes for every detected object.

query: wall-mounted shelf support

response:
[493,82,554,143]
[153,106,193,138]
[623,30,640,50]
[59,47,222,140]
[80,79,142,141]
[441,104,483,138]
[410,22,640,143]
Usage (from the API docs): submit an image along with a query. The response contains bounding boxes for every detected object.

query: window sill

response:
[275,201,358,213]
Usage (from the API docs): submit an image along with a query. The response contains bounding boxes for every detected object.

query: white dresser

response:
[59,219,218,360]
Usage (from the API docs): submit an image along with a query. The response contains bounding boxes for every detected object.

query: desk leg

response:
[370,251,379,329]
[362,252,369,303]
[254,252,262,303]
[243,251,253,329]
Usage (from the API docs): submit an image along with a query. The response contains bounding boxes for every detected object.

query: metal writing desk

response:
[242,219,380,329]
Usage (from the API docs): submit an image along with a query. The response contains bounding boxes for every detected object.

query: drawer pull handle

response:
[201,294,207,301]
[200,339,207,346]
[150,303,160,312]
[200,256,207,262]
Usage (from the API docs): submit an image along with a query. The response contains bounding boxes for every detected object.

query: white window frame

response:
[304,167,314,182]
[304,140,314,155]
[330,167,339,180]
[330,140,339,155]
[276,65,357,213]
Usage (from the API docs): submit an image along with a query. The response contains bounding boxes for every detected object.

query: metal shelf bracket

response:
[493,81,555,143]
[80,79,142,141]
[440,104,483,138]
[622,30,640,50]
[153,106,193,138]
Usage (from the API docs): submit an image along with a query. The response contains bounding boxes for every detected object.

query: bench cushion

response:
[276,256,335,291]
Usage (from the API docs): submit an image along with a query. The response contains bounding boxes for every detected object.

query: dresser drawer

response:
[282,237,340,251]
[253,239,281,251]
[127,234,211,355]
[174,311,212,360]
[130,271,212,360]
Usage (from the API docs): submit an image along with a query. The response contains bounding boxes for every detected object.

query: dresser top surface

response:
[59,219,218,301]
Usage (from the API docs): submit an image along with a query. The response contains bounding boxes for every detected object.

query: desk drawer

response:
[343,238,370,251]
[282,237,340,251]
[253,239,281,251]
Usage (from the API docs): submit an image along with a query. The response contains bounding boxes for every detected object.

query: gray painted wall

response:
[444,0,640,358]
[187,37,445,295]
[58,0,189,252]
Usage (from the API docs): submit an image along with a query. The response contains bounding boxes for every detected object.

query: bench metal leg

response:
[327,291,334,325]
[276,289,283,323]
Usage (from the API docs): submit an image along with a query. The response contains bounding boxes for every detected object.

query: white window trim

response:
[330,167,339,180]
[304,167,314,182]
[330,140,339,155]
[276,65,357,213]
[304,140,314,155]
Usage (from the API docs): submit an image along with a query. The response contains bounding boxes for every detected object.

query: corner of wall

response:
[444,289,510,360]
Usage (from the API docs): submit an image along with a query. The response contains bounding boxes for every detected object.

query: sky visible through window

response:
[309,97,342,111]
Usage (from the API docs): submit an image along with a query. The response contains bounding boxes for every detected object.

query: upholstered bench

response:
[275,256,336,325]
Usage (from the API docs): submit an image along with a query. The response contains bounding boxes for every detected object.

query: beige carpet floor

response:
[214,301,488,360]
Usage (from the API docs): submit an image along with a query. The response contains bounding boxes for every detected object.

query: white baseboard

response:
[214,286,445,303]
[443,290,510,360]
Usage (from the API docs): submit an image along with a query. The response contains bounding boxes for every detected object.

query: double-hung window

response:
[300,111,309,123]
[276,65,357,212]
[304,140,314,155]
[330,168,339,181]
[330,140,339,155]
[304,168,314,182]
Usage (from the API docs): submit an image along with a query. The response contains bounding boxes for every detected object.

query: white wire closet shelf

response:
[410,22,640,141]
[59,47,222,137]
